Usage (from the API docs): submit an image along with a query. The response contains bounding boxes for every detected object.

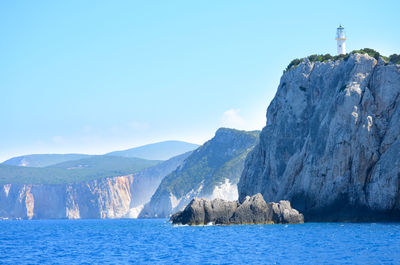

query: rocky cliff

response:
[139,128,259,218]
[0,152,190,219]
[239,52,400,221]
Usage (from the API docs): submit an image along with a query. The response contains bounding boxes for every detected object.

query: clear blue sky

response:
[1,0,399,161]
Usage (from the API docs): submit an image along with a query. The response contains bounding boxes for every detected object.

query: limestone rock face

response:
[170,193,304,225]
[0,152,190,220]
[238,53,400,221]
[269,200,305,224]
[229,194,271,224]
[170,198,239,225]
[0,176,136,219]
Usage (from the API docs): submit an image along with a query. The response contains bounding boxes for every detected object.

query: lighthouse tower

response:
[335,25,346,55]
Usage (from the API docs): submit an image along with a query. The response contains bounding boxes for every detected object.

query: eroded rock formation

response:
[170,193,303,225]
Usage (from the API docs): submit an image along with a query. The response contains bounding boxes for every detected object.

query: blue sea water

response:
[0,219,399,264]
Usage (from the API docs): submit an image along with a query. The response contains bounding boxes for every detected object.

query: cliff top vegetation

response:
[285,48,400,72]
[0,156,160,184]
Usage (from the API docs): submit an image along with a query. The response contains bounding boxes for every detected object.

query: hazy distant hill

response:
[2,154,91,167]
[105,140,199,160]
[2,140,199,168]
[0,156,160,184]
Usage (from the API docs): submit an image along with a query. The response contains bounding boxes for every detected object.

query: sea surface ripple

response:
[0,219,399,264]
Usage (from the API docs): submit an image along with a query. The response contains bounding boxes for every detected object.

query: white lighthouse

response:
[335,25,346,55]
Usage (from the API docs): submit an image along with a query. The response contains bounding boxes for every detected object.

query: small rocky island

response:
[170,193,304,225]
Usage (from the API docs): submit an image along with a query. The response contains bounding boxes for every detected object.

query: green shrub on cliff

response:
[389,54,400,64]
[351,48,386,61]
[285,53,350,72]
[285,58,303,72]
[285,48,399,72]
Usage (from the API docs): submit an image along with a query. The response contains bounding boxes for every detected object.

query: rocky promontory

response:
[170,193,304,225]
[239,51,400,222]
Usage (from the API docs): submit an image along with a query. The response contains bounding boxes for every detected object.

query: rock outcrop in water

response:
[239,52,400,221]
[170,193,304,225]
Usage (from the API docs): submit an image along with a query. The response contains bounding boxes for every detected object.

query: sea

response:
[0,219,399,264]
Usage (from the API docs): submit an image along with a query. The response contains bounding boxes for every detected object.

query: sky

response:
[1,0,399,161]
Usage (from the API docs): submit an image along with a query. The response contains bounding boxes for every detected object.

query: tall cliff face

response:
[239,53,400,221]
[0,152,190,220]
[0,177,135,220]
[139,128,259,218]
